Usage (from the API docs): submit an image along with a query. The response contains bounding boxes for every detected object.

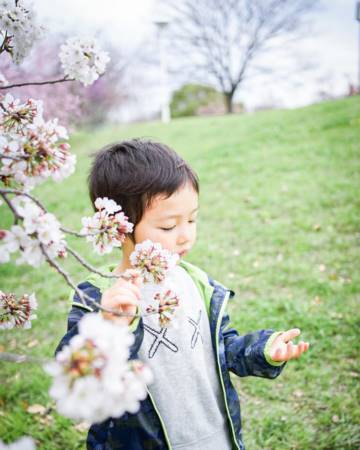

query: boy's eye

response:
[160,219,197,231]
[160,226,176,231]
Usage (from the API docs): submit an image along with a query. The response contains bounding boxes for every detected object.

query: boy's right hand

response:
[100,269,142,326]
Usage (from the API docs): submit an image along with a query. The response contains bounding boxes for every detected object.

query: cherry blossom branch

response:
[0,188,105,238]
[38,242,158,319]
[0,191,159,320]
[0,76,75,90]
[38,242,118,314]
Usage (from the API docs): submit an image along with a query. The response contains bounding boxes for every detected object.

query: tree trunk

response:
[224,91,234,114]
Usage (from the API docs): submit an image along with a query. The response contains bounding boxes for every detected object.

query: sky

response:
[34,0,359,120]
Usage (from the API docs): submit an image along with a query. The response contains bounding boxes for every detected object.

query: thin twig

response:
[66,246,120,279]
[0,188,47,212]
[0,77,75,90]
[39,242,108,312]
[38,243,152,318]
[0,192,20,224]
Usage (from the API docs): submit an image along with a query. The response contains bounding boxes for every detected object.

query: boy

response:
[56,139,309,450]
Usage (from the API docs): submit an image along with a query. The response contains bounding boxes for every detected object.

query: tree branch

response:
[0,76,74,90]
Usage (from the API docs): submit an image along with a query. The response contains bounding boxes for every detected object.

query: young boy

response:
[56,139,309,450]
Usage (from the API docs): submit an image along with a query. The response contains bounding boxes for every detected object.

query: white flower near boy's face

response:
[45,313,152,423]
[0,291,37,330]
[81,198,133,255]
[94,197,121,215]
[59,37,110,86]
[0,436,36,450]
[146,288,181,328]
[129,239,179,284]
[0,0,43,64]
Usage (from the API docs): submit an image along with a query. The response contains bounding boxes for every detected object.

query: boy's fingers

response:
[110,294,138,307]
[287,342,294,359]
[112,282,141,300]
[280,328,301,343]
[272,340,310,362]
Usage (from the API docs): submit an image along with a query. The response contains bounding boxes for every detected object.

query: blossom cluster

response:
[146,288,181,328]
[130,239,179,284]
[0,290,37,329]
[0,94,76,189]
[0,196,67,267]
[81,197,133,255]
[59,37,110,86]
[0,0,43,64]
[45,313,153,423]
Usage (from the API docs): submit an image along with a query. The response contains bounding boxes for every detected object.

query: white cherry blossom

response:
[0,96,75,189]
[0,197,67,267]
[81,198,133,254]
[0,291,37,330]
[45,313,153,423]
[0,1,43,64]
[59,37,110,86]
[130,239,179,284]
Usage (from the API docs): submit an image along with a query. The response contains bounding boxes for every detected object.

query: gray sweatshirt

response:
[138,265,233,450]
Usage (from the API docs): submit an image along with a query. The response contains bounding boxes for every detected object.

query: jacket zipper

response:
[215,290,241,450]
[146,388,172,449]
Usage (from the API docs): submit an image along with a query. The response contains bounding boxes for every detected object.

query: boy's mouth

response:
[178,249,189,257]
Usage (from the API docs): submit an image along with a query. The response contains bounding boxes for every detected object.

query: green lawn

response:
[0,96,359,449]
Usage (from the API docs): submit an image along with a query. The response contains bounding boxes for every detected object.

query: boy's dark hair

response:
[88,138,199,241]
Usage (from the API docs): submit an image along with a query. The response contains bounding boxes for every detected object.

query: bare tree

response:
[164,0,318,113]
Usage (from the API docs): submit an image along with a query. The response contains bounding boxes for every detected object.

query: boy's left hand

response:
[269,328,310,362]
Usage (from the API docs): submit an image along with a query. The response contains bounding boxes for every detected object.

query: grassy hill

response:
[0,96,359,449]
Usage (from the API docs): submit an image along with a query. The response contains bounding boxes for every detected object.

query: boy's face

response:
[133,182,199,259]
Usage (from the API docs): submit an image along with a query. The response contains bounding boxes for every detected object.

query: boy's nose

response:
[177,226,192,245]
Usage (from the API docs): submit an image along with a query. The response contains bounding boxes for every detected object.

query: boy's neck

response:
[113,257,131,275]
[113,239,134,275]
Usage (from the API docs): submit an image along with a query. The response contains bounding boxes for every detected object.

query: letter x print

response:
[188,310,203,349]
[143,324,179,358]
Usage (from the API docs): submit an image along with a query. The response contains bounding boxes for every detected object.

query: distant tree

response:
[171,83,244,117]
[164,0,318,113]
[170,83,219,117]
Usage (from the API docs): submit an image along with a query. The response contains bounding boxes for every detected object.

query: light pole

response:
[356,1,360,91]
[154,19,171,123]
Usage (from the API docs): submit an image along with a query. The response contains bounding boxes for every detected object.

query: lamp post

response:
[154,19,170,123]
[356,1,360,91]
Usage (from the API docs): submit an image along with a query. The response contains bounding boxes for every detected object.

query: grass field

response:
[0,96,359,449]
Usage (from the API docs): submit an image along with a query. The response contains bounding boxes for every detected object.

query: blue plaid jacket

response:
[55,261,286,450]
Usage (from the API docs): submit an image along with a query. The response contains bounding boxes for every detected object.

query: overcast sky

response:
[34,0,359,118]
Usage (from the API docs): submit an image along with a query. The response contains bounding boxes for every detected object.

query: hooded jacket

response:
[55,260,286,450]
